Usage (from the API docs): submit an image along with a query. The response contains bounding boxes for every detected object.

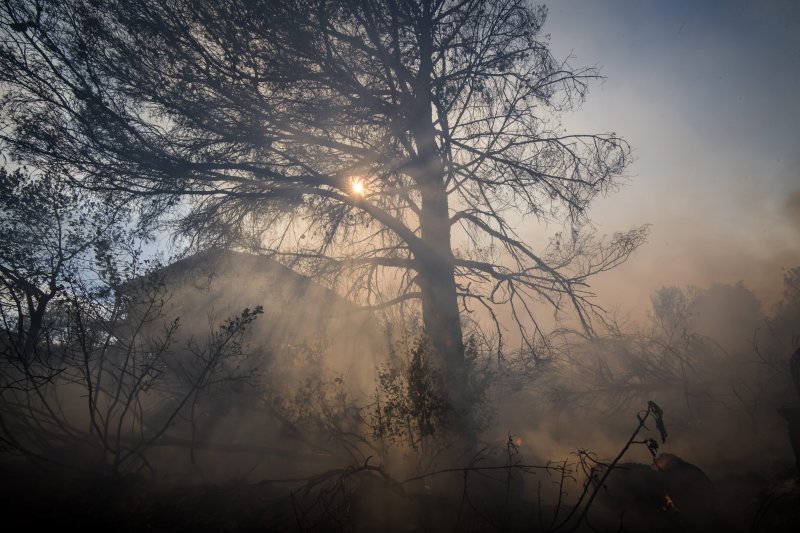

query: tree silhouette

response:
[0,0,646,429]
[0,167,129,361]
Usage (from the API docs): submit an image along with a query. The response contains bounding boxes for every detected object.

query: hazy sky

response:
[533,0,800,316]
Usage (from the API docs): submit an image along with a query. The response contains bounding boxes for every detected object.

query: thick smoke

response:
[138,250,800,520]
[3,244,799,530]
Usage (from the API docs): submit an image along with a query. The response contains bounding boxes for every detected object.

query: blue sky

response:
[535,0,800,314]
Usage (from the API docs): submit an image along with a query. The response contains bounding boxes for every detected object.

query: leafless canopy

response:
[0,0,646,358]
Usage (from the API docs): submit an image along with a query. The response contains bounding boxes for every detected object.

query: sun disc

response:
[351,178,365,196]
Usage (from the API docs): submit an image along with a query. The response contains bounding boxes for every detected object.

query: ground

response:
[2,459,799,532]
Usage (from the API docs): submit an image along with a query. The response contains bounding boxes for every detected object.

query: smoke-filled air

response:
[1,1,798,532]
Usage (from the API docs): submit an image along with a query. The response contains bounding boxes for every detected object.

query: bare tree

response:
[0,0,646,430]
[0,166,265,473]
[0,167,128,362]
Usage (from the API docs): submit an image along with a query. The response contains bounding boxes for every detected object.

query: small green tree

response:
[373,334,491,450]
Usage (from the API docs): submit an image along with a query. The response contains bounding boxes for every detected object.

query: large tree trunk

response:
[417,177,465,402]
[411,2,469,437]
[413,123,468,436]
[416,173,470,440]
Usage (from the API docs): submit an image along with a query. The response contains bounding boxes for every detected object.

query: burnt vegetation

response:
[1,1,799,531]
